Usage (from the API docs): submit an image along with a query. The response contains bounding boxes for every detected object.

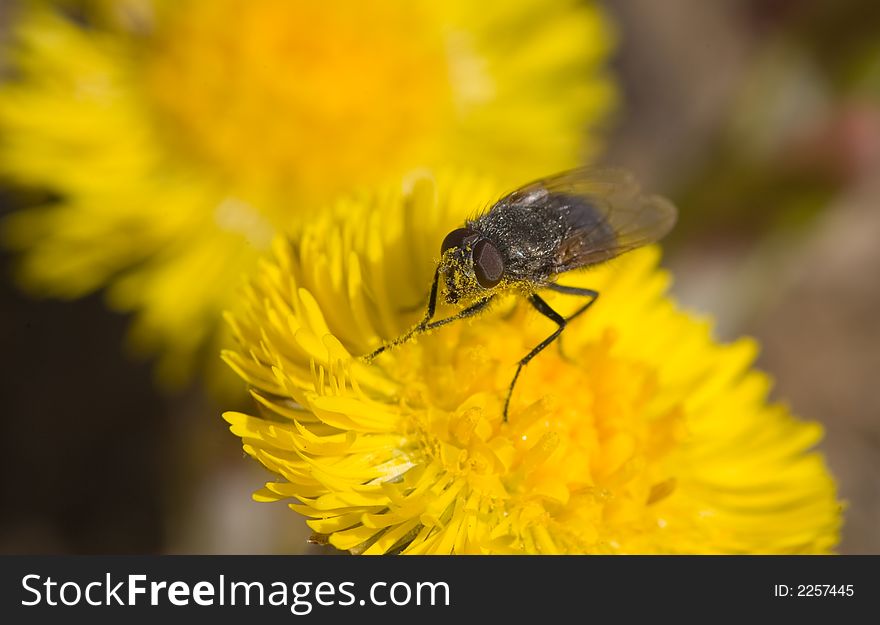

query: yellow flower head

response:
[0,0,615,384]
[223,173,841,554]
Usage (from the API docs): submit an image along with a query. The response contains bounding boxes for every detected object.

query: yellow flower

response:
[223,173,841,554]
[0,0,615,385]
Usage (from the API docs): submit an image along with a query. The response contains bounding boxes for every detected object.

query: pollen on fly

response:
[365,167,678,422]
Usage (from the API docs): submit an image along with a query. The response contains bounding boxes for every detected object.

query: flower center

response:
[143,0,455,211]
[394,301,686,552]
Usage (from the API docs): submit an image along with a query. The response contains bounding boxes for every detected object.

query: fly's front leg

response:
[364,266,441,361]
[365,266,495,361]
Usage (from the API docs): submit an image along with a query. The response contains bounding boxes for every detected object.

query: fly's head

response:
[438,227,505,304]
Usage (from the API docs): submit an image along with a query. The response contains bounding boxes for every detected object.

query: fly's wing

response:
[505,167,677,273]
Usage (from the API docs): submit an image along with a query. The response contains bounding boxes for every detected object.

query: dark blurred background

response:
[1,0,878,554]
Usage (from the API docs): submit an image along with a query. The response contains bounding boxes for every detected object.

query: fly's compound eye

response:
[473,239,504,288]
[441,227,473,255]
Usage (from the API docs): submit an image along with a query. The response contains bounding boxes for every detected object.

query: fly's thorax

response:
[471,200,569,282]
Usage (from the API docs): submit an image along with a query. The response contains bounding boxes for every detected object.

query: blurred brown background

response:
[1,0,878,554]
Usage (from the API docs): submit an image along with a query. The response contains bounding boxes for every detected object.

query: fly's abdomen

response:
[560,194,616,249]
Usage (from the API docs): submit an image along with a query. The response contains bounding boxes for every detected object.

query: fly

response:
[366,167,678,422]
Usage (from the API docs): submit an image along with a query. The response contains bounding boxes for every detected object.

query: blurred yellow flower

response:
[223,173,841,554]
[0,0,615,385]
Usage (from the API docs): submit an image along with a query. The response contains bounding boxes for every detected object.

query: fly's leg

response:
[544,283,599,361]
[365,266,441,361]
[502,287,598,422]
[421,295,494,332]
[365,266,495,361]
